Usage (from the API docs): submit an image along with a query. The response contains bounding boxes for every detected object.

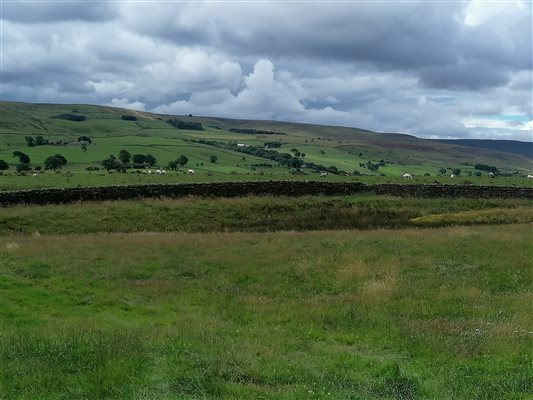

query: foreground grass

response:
[1,224,532,399]
[1,195,532,235]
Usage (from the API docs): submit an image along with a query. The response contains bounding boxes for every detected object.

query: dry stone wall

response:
[0,181,531,206]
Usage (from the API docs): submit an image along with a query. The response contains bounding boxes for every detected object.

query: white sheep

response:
[527,175,533,180]
[402,173,412,179]
[320,171,328,177]
[155,169,162,175]
[187,169,195,175]
[32,173,39,177]
[161,170,167,175]
[450,174,455,178]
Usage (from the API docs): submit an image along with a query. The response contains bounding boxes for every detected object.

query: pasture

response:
[1,195,532,399]
[1,101,531,192]
[1,170,532,191]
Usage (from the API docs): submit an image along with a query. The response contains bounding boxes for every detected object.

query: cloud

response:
[3,1,118,23]
[1,1,531,141]
[108,98,146,111]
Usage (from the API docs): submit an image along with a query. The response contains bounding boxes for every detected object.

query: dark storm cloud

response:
[2,1,118,23]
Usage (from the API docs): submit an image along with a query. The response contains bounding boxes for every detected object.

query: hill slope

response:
[1,101,531,178]
[436,139,532,159]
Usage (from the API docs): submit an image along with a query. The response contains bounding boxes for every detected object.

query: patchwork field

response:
[1,101,531,191]
[1,195,532,399]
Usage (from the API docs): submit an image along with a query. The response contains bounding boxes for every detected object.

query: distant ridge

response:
[436,139,532,159]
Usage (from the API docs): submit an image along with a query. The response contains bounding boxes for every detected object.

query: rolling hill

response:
[1,101,531,179]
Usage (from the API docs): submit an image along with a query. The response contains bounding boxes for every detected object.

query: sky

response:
[1,0,532,141]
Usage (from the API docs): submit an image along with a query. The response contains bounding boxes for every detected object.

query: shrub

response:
[0,160,9,170]
[121,115,138,121]
[16,163,31,172]
[166,119,204,131]
[51,113,86,122]
[229,128,286,135]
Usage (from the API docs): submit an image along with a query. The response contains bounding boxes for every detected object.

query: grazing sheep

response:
[450,174,455,178]
[148,170,152,174]
[142,170,148,174]
[187,169,195,175]
[489,172,495,178]
[32,173,39,177]
[161,170,166,175]
[527,175,533,180]
[320,171,328,177]
[155,169,162,175]
[402,173,412,179]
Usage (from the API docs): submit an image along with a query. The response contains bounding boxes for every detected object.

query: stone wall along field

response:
[0,182,532,206]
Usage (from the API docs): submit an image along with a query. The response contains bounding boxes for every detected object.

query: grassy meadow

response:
[1,224,532,399]
[1,194,533,399]
[1,101,531,191]
[1,195,533,234]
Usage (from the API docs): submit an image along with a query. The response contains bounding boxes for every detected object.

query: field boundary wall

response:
[1,181,532,206]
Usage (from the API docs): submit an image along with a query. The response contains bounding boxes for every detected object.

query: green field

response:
[1,101,531,191]
[1,101,532,399]
[1,195,532,399]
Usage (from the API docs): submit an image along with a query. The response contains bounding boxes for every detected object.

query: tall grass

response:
[1,224,532,399]
[1,195,532,234]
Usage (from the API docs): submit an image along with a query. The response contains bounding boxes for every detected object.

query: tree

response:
[25,136,35,147]
[16,163,31,172]
[167,160,179,170]
[102,155,120,171]
[13,151,30,164]
[132,154,146,164]
[77,135,92,144]
[210,155,218,164]
[452,168,461,176]
[54,154,67,166]
[35,135,47,145]
[145,154,157,166]
[439,168,447,175]
[0,160,9,170]
[290,157,303,169]
[118,149,131,164]
[44,156,65,170]
[44,156,62,170]
[177,155,189,166]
